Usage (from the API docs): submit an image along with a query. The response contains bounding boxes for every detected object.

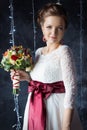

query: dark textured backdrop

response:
[0,0,87,130]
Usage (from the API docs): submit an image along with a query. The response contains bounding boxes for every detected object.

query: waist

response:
[28,80,65,98]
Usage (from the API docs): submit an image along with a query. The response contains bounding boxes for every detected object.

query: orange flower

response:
[18,53,23,58]
[3,51,8,56]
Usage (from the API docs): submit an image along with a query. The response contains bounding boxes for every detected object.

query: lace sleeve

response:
[60,46,77,109]
[35,48,42,58]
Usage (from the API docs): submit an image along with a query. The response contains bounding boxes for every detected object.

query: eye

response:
[46,26,52,29]
[57,26,64,31]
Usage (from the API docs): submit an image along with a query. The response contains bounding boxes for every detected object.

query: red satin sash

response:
[28,80,65,130]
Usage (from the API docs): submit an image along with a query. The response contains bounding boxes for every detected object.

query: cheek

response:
[43,30,48,37]
[59,32,64,37]
[42,29,46,35]
[57,33,64,41]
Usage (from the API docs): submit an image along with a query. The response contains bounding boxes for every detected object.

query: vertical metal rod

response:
[80,0,83,120]
[9,0,15,46]
[32,0,36,53]
[9,0,21,129]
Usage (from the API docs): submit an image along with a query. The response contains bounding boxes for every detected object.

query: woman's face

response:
[41,16,66,44]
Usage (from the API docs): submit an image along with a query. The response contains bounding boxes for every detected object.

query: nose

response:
[52,28,58,35]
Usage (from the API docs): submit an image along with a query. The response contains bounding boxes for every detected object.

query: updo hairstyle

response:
[37,3,68,29]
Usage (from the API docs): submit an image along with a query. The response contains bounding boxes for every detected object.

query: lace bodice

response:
[30,45,77,109]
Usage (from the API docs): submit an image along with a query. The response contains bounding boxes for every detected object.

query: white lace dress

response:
[23,45,83,130]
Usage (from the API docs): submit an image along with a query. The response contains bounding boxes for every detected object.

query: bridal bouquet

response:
[0,45,33,95]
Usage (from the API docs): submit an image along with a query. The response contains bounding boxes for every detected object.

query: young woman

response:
[11,3,83,130]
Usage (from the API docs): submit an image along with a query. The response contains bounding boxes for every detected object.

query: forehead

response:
[43,16,65,26]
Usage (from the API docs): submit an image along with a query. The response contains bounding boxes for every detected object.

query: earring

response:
[42,36,46,42]
[60,39,64,44]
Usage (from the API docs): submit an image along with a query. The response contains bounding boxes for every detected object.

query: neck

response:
[46,43,60,52]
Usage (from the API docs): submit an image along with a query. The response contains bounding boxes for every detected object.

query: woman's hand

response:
[10,70,31,82]
[62,108,74,130]
[62,126,70,130]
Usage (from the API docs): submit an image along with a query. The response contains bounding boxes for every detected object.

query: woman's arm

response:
[62,108,74,130]
[60,46,77,129]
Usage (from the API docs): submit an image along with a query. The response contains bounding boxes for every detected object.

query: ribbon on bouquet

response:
[12,70,20,95]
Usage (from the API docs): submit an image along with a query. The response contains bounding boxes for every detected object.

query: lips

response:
[50,36,57,39]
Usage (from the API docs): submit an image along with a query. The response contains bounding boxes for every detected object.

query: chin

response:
[48,39,58,44]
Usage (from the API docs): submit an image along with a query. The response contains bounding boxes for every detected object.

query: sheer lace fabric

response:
[30,45,77,108]
[23,45,83,130]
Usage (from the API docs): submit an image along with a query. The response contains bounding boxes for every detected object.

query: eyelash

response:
[58,27,64,30]
[46,26,52,29]
[46,26,64,31]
